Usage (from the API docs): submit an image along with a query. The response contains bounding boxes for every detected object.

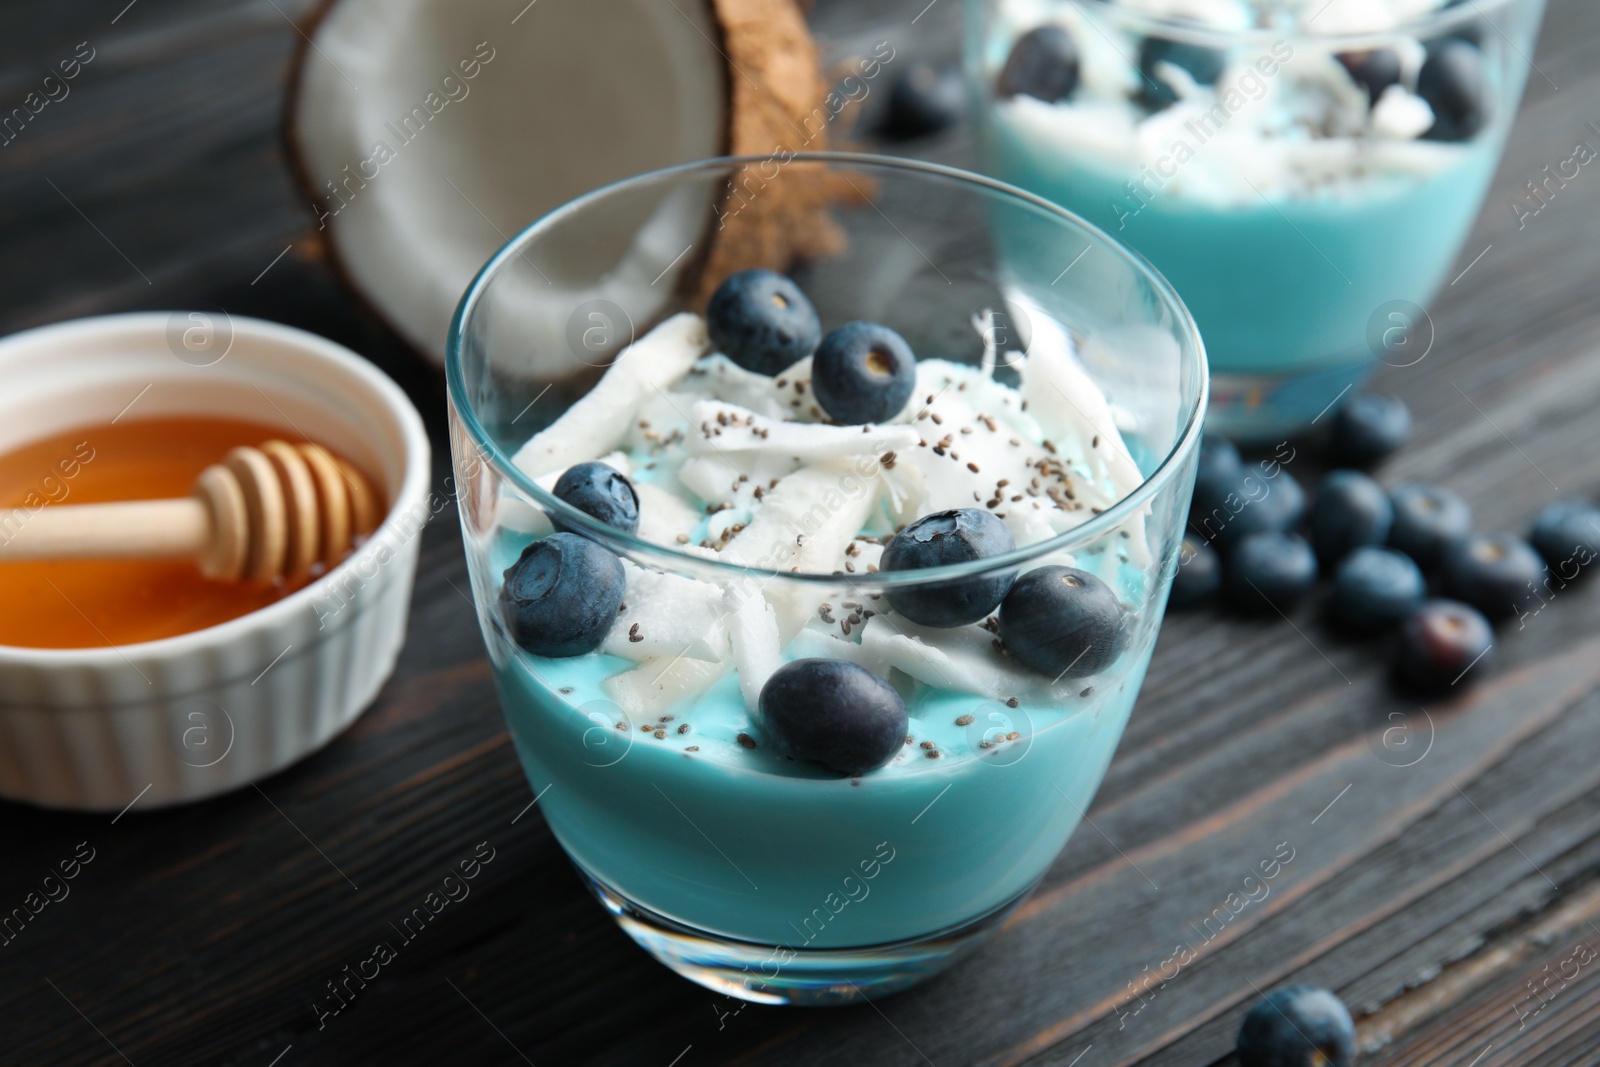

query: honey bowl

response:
[0,313,430,810]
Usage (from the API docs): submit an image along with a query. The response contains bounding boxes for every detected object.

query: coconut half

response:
[290,0,845,369]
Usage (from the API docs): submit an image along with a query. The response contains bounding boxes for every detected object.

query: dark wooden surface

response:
[4,2,1600,1065]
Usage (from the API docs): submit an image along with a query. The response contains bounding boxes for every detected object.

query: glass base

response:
[578,864,1035,1006]
[1206,361,1375,444]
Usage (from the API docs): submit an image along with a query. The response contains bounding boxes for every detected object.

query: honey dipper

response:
[0,441,379,582]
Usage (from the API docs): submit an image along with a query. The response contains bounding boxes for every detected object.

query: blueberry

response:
[811,322,917,425]
[550,462,639,536]
[998,566,1126,678]
[1194,435,1243,502]
[1440,533,1547,619]
[1332,546,1425,631]
[706,269,821,376]
[1237,985,1355,1067]
[1309,469,1394,565]
[998,26,1079,103]
[1397,598,1494,689]
[1139,36,1226,109]
[759,659,908,776]
[1419,39,1487,142]
[1226,532,1318,612]
[884,62,966,138]
[1170,535,1221,610]
[1337,48,1402,105]
[1529,499,1600,578]
[882,509,1016,627]
[499,533,626,658]
[1328,393,1411,467]
[1388,484,1472,570]
[1190,467,1306,550]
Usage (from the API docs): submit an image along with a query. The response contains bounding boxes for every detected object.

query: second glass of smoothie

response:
[968,0,1546,439]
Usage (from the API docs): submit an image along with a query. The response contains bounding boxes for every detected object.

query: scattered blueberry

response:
[811,322,917,425]
[1388,484,1472,571]
[998,26,1079,103]
[1236,985,1355,1067]
[1226,532,1318,612]
[706,269,821,376]
[999,566,1126,678]
[550,462,639,536]
[882,509,1016,627]
[1440,532,1547,619]
[1139,36,1226,108]
[884,62,966,138]
[1397,598,1494,689]
[1169,535,1222,610]
[1309,469,1394,565]
[1419,38,1487,142]
[499,533,626,658]
[1329,393,1411,467]
[759,659,908,776]
[1529,498,1600,578]
[1337,48,1402,105]
[1191,467,1307,550]
[1194,435,1243,502]
[1332,546,1426,631]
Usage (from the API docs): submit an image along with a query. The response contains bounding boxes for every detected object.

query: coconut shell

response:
[691,0,868,306]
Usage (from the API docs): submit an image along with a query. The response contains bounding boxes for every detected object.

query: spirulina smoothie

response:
[477,273,1171,953]
[970,0,1542,438]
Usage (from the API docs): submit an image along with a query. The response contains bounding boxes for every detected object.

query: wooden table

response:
[5,1,1600,1064]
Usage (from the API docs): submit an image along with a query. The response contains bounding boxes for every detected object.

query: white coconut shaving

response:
[513,309,1152,716]
[512,312,708,478]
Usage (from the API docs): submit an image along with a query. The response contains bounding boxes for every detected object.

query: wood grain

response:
[3,0,1600,1065]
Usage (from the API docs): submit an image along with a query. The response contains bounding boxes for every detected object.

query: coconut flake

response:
[603,655,724,719]
[601,561,729,663]
[677,452,800,512]
[858,615,1045,699]
[513,313,708,478]
[686,354,815,420]
[688,399,919,460]
[1371,84,1435,140]
[635,482,703,547]
[717,461,880,640]
[724,583,782,711]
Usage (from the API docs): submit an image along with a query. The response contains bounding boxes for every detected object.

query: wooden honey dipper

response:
[0,441,380,582]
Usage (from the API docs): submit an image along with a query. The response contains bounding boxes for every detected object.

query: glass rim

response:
[1069,0,1515,49]
[445,151,1208,589]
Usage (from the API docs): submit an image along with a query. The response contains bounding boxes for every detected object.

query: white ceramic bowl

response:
[0,313,431,811]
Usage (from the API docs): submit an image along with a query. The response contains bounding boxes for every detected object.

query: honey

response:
[0,416,365,649]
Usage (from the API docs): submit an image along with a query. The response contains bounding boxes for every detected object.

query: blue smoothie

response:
[983,117,1500,387]
[485,532,1157,949]
[968,0,1542,438]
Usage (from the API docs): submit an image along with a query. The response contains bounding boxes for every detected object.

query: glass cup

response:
[967,0,1546,441]
[446,153,1205,1004]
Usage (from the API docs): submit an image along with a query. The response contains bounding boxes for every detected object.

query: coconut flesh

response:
[292,0,845,371]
